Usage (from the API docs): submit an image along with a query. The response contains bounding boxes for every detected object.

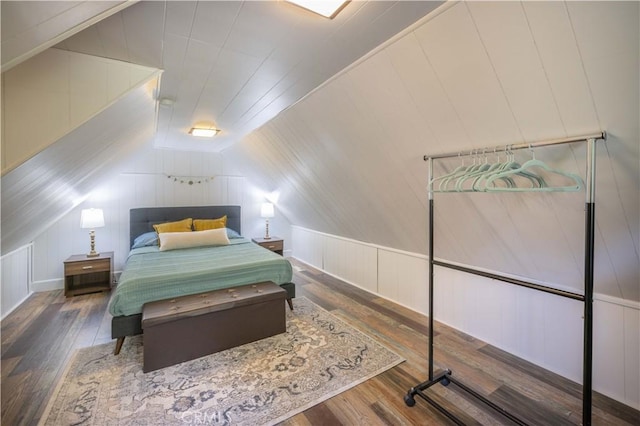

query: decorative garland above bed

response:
[120,172,244,186]
[166,174,215,185]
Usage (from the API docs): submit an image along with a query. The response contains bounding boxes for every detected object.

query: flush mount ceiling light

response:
[189,127,220,138]
[285,0,350,19]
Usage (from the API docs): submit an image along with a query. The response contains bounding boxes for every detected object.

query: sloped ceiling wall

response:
[1,77,159,254]
[223,1,639,301]
[1,0,132,72]
[2,48,160,174]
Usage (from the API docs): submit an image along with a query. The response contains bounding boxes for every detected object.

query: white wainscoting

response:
[291,225,640,410]
[1,244,32,320]
[323,236,378,294]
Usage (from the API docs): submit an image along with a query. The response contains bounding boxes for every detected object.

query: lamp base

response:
[264,219,271,240]
[87,230,99,257]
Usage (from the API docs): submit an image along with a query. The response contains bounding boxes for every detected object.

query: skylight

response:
[285,0,350,19]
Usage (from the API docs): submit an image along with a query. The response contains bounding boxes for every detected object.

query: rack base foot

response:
[404,370,452,407]
[403,393,416,407]
[405,369,452,400]
[405,369,530,426]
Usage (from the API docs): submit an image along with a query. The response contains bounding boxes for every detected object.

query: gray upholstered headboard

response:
[129,205,241,248]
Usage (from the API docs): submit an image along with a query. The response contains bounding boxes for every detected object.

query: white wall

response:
[31,144,292,291]
[223,1,639,303]
[292,226,640,410]
[1,244,32,319]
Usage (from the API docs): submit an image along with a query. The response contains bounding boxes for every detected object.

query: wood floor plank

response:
[489,383,575,425]
[483,342,639,424]
[2,302,63,359]
[73,292,111,349]
[370,400,410,425]
[590,393,640,426]
[324,390,387,425]
[1,291,58,349]
[479,344,582,399]
[1,258,638,426]
[281,413,314,426]
[0,356,21,380]
[0,370,32,424]
[302,402,344,425]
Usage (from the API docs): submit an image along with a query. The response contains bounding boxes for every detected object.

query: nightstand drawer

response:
[65,258,111,275]
[251,237,284,255]
[64,252,113,297]
[260,240,283,252]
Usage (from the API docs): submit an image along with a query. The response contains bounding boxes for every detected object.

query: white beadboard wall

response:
[223,0,639,304]
[30,145,292,292]
[1,244,32,320]
[292,225,640,410]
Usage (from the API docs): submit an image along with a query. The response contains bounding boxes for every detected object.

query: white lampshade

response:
[261,203,274,218]
[80,208,105,229]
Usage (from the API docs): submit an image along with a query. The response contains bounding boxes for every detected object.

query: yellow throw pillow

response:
[193,215,227,231]
[153,218,193,234]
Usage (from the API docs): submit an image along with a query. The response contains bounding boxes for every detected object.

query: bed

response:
[109,205,295,354]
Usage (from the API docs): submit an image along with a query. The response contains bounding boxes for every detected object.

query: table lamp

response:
[261,203,274,239]
[80,208,105,257]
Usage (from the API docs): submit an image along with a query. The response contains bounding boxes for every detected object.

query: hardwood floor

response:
[2,258,638,425]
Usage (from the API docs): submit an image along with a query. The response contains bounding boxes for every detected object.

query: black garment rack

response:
[404,132,606,426]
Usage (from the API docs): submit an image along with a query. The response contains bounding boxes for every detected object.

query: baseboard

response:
[31,278,64,292]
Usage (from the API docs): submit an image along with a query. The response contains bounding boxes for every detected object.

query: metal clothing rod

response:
[582,137,597,425]
[406,133,603,425]
[433,260,585,301]
[427,158,435,381]
[423,131,605,161]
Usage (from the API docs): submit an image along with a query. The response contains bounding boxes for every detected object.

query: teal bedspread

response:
[108,239,293,316]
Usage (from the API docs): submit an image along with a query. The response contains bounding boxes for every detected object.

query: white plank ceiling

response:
[47,0,444,152]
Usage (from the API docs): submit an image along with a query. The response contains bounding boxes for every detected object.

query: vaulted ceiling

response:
[0,0,442,252]
[1,1,638,303]
[17,0,443,152]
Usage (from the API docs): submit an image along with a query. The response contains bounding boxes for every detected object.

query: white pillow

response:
[158,228,230,251]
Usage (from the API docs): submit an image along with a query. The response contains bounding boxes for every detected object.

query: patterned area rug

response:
[41,297,404,425]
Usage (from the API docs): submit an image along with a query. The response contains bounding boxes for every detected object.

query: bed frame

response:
[111,205,296,355]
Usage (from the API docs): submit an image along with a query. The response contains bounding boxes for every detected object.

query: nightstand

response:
[252,237,284,256]
[64,251,113,297]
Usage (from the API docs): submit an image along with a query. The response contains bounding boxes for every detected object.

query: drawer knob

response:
[82,266,93,270]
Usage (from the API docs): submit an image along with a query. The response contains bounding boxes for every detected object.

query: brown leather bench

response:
[141,281,287,372]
